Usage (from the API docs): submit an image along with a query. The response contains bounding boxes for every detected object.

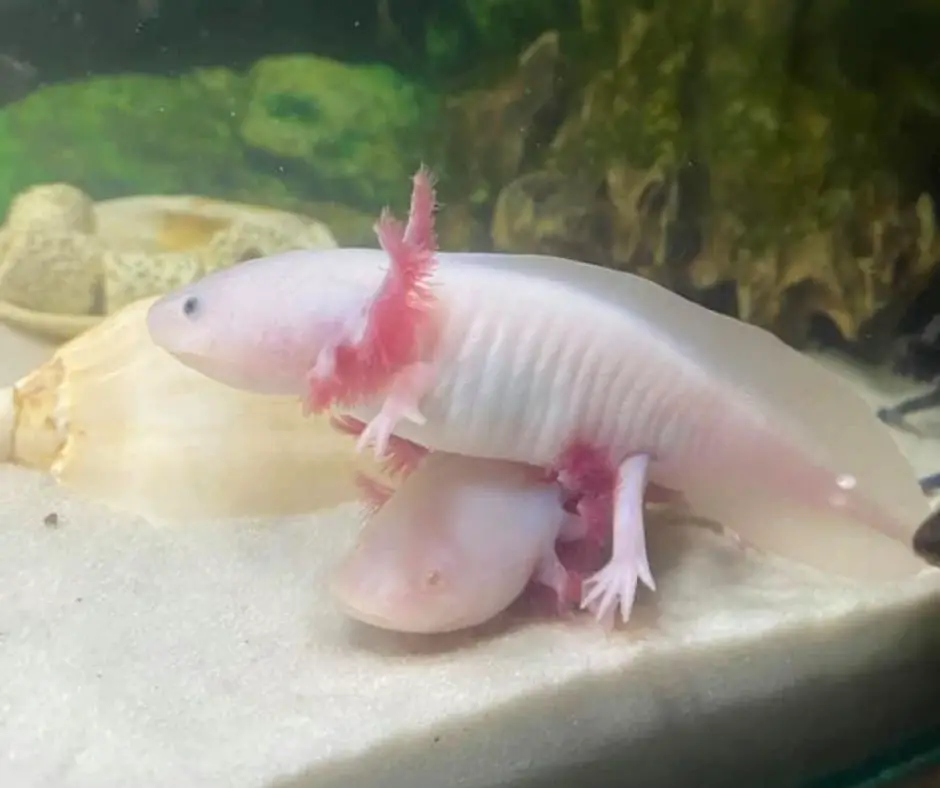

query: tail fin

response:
[684,484,930,582]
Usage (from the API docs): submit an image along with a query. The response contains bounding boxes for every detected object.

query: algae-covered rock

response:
[687,0,940,346]
[0,70,295,217]
[697,0,859,256]
[475,1,940,352]
[441,30,561,212]
[491,170,613,266]
[0,56,437,221]
[549,4,697,177]
[424,0,578,78]
[240,54,432,210]
[298,201,378,247]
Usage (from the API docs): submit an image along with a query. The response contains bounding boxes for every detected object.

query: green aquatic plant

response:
[0,54,435,218]
[0,69,291,216]
[240,54,433,211]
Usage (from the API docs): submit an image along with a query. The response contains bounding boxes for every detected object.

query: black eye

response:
[182,296,200,318]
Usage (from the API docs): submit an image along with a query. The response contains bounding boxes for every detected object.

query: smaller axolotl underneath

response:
[331,449,590,633]
[330,417,699,633]
[329,415,624,633]
[146,166,935,630]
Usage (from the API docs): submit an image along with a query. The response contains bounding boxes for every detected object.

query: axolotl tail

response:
[678,390,933,583]
[684,479,930,583]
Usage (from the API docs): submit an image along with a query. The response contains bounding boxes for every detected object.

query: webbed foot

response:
[580,453,655,628]
[354,362,433,459]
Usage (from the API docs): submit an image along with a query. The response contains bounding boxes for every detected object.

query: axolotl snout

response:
[147,167,934,628]
[331,451,587,633]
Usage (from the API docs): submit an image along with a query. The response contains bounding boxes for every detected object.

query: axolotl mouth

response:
[159,349,255,394]
[164,348,302,397]
[166,351,234,385]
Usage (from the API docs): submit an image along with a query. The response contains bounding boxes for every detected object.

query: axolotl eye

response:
[181,295,200,319]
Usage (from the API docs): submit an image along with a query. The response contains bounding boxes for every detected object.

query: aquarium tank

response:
[1,1,940,787]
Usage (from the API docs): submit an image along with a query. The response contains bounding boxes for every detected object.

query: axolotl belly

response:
[145,168,933,626]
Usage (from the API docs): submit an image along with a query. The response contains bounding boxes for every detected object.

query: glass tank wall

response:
[2,3,940,788]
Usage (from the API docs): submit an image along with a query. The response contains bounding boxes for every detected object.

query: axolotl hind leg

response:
[580,453,656,628]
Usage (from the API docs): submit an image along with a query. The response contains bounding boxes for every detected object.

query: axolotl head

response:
[330,454,568,634]
[145,248,383,396]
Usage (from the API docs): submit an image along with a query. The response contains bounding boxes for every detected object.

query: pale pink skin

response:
[330,451,587,634]
[147,168,932,631]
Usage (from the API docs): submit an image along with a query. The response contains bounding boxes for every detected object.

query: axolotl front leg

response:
[352,361,437,458]
[330,414,429,490]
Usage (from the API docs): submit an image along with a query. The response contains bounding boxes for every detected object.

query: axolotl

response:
[330,415,681,633]
[146,166,933,627]
[331,447,590,633]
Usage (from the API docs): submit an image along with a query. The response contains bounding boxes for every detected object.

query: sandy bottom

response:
[1,322,940,788]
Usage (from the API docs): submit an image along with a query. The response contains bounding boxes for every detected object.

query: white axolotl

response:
[331,415,666,633]
[330,445,590,634]
[145,167,933,628]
